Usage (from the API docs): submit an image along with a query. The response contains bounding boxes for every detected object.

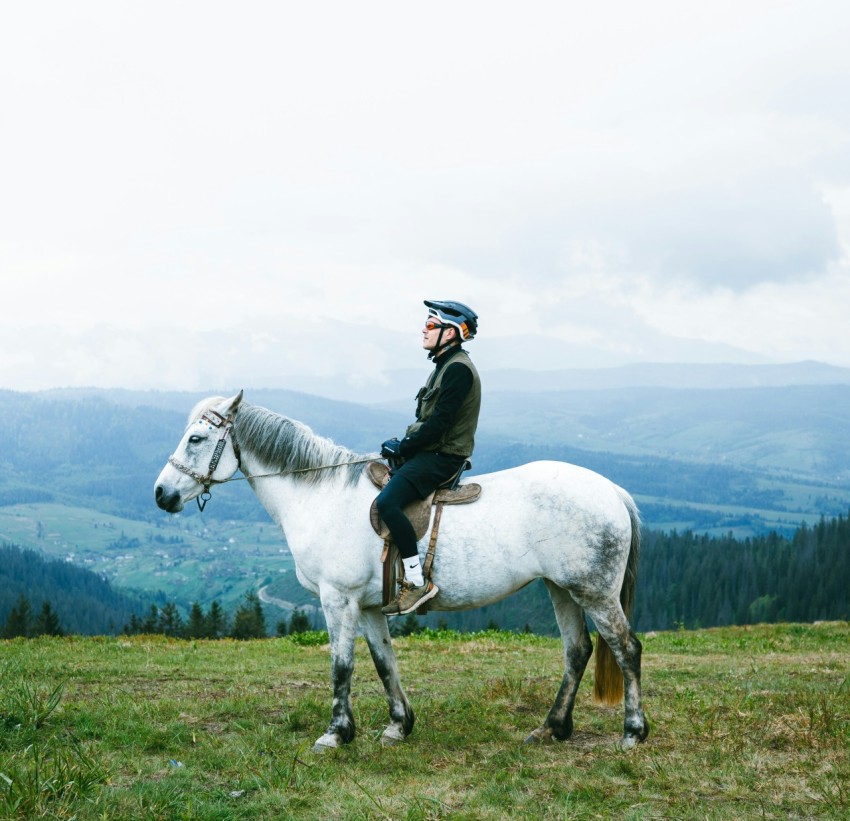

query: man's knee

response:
[377,475,418,512]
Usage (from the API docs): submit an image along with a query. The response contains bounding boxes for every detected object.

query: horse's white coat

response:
[154,393,648,750]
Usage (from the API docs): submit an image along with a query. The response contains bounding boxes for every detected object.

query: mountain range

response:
[37,359,850,481]
[181,358,850,404]
[1,360,849,623]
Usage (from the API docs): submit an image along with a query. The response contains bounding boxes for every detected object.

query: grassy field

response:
[1,623,848,819]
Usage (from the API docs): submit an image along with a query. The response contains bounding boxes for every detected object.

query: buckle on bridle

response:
[201,409,227,428]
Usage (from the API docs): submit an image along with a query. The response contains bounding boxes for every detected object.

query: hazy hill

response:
[255,359,850,402]
[478,384,850,483]
[475,359,850,392]
[5,373,850,527]
[32,361,850,488]
[0,387,408,523]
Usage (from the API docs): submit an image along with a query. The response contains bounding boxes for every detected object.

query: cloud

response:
[0,308,772,396]
[3,0,850,391]
[399,106,845,296]
[599,172,841,289]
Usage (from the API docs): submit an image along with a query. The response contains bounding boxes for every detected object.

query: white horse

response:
[154,392,649,751]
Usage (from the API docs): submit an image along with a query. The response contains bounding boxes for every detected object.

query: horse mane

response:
[229,401,369,486]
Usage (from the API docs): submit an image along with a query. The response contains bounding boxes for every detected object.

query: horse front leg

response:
[312,589,359,752]
[360,607,414,745]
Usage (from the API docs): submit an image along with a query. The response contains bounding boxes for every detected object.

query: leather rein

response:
[167,408,373,511]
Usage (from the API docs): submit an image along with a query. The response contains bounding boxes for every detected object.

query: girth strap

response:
[381,537,398,608]
[422,501,444,583]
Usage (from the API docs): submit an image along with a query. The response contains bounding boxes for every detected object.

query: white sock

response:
[403,556,424,587]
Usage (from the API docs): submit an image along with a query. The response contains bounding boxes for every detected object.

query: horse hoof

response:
[618,715,650,751]
[380,726,406,747]
[523,727,554,745]
[617,734,642,752]
[311,733,340,753]
[380,733,404,747]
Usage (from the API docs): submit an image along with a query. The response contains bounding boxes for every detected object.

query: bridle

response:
[168,408,240,511]
[167,407,374,511]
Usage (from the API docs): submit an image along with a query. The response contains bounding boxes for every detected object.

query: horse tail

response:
[594,489,641,706]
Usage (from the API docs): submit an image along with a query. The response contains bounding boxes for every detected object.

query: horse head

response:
[154,390,244,513]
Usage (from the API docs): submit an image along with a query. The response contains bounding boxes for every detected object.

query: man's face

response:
[422,316,456,351]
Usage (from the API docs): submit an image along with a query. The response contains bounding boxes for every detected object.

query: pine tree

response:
[185,602,207,639]
[123,613,143,635]
[393,614,421,637]
[206,601,227,638]
[288,609,311,635]
[230,591,266,639]
[141,604,159,633]
[157,602,184,637]
[3,594,33,638]
[252,593,266,636]
[33,601,64,637]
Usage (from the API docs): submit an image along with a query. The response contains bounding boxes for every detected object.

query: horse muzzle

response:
[155,483,185,513]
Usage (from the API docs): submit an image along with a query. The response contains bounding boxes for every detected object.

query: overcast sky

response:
[2,1,849,392]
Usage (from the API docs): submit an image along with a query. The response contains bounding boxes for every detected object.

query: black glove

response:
[380,438,402,459]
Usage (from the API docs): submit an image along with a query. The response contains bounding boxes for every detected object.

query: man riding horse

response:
[377,299,482,615]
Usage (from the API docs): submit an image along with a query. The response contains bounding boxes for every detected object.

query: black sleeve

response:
[398,363,473,455]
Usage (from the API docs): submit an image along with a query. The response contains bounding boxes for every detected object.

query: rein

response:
[167,408,374,511]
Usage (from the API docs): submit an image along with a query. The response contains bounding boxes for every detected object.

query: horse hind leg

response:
[360,607,415,746]
[524,580,593,745]
[585,598,649,751]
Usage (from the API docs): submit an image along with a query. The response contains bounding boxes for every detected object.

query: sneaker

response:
[381,580,439,616]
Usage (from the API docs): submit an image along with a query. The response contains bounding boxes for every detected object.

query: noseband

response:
[168,408,241,511]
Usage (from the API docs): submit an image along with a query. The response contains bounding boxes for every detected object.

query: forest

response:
[2,510,848,638]
[636,514,850,629]
[0,543,147,636]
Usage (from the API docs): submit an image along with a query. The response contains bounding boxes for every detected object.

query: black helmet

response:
[424,299,478,340]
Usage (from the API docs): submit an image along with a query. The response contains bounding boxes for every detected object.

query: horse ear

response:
[223,389,244,416]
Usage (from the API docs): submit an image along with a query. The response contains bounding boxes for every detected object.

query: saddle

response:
[367,460,481,614]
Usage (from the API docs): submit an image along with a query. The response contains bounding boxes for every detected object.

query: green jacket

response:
[404,347,481,458]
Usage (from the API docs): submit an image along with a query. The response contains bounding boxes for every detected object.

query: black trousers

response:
[374,452,466,559]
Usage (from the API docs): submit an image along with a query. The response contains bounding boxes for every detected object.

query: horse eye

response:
[188,435,204,444]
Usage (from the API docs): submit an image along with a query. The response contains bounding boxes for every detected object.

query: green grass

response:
[1,623,848,818]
